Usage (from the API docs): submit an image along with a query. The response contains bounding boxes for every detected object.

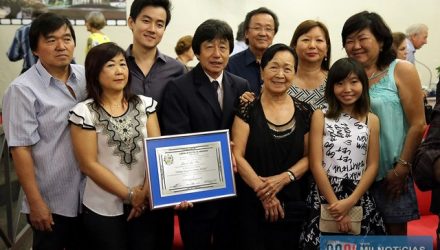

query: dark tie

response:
[212,80,221,108]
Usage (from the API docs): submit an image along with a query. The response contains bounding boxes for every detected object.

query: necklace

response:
[368,67,389,81]
[102,100,127,124]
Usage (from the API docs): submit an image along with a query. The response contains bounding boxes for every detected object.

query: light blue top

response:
[369,59,408,180]
[2,60,87,216]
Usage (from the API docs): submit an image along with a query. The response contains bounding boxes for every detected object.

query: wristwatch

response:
[286,170,296,182]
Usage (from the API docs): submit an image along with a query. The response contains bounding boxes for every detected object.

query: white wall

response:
[1,0,439,106]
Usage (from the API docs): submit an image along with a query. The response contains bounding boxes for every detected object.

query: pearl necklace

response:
[368,67,389,81]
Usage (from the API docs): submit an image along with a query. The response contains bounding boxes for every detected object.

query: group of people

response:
[2,1,431,250]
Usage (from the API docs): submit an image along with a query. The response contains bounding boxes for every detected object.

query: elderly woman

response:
[232,43,312,250]
[392,32,408,60]
[288,20,331,110]
[342,11,426,235]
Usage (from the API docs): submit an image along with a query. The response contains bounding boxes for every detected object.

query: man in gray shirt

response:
[3,13,86,249]
[126,0,185,106]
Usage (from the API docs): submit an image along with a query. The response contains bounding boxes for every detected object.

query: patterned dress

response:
[300,112,386,249]
[287,80,327,111]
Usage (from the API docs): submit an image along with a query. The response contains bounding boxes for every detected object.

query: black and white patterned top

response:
[69,95,157,216]
[323,112,369,181]
[287,80,327,111]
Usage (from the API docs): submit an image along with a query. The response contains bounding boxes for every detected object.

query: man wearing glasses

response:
[226,7,279,95]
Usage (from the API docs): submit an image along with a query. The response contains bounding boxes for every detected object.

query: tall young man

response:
[126,0,185,106]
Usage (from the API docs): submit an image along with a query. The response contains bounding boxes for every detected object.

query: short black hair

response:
[341,11,395,70]
[260,43,295,70]
[29,12,76,52]
[243,7,279,45]
[192,19,234,55]
[85,42,133,104]
[325,57,370,119]
[130,0,171,27]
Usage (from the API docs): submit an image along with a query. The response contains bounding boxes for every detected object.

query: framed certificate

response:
[144,130,236,209]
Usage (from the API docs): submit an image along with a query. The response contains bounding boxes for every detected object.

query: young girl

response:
[301,58,385,249]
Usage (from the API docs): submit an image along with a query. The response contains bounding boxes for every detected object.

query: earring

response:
[324,57,328,62]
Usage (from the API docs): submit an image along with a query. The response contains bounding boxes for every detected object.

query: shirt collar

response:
[406,38,415,52]
[244,48,258,66]
[34,60,76,88]
[204,71,224,88]
[126,44,167,63]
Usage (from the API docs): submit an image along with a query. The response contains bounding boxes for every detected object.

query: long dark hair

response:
[85,42,133,104]
[325,58,370,119]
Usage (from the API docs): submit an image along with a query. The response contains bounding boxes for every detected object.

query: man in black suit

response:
[160,19,249,250]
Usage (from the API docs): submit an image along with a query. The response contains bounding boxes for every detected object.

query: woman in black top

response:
[232,44,312,250]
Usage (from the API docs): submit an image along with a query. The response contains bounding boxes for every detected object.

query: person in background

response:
[288,20,331,110]
[405,23,428,64]
[7,5,47,74]
[227,7,279,96]
[301,58,385,248]
[232,44,311,250]
[3,13,86,249]
[342,11,425,235]
[231,21,247,56]
[392,32,408,60]
[85,11,111,54]
[69,42,191,250]
[160,19,249,250]
[175,35,195,71]
[126,0,185,107]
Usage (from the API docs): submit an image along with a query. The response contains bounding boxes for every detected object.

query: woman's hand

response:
[174,201,194,210]
[130,185,146,208]
[261,196,284,222]
[239,91,256,103]
[127,186,148,221]
[255,173,289,201]
[384,166,408,200]
[337,214,352,233]
[327,197,355,220]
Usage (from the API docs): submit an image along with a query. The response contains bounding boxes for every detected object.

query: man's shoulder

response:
[9,68,39,88]
[153,52,185,77]
[224,70,249,88]
[228,49,247,64]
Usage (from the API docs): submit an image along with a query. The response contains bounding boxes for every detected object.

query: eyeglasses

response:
[248,26,275,33]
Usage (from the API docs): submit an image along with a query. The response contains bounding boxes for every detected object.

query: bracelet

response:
[124,187,134,204]
[286,170,296,182]
[392,168,400,177]
[398,158,412,168]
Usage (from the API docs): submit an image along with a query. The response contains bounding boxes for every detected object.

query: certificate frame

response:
[144,129,236,209]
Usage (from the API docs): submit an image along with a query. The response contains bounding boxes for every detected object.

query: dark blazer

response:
[160,63,249,135]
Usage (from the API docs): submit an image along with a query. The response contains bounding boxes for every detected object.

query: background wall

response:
[1,0,439,106]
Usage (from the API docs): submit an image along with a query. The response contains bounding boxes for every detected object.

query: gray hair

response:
[406,23,428,37]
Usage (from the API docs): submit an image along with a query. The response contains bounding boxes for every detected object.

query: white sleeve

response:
[68,101,95,129]
[138,95,158,115]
